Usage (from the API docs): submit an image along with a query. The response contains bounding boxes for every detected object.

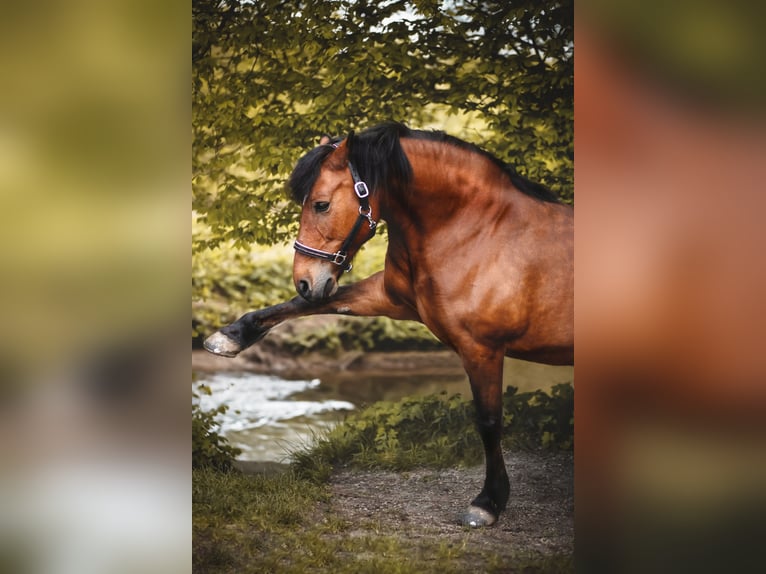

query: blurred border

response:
[575,2,766,572]
[4,0,766,572]
[0,1,189,573]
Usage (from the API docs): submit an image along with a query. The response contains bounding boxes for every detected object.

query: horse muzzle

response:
[296,275,338,302]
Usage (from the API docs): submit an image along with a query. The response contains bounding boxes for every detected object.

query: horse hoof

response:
[203,332,242,357]
[461,505,497,528]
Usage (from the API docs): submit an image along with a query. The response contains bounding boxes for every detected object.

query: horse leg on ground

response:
[204,271,415,357]
[459,347,509,527]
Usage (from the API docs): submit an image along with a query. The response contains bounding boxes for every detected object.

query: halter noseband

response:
[293,161,377,272]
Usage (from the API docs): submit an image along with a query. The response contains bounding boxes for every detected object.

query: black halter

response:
[293,162,377,272]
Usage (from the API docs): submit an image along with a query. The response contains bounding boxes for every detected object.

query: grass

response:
[193,468,573,574]
[193,468,476,574]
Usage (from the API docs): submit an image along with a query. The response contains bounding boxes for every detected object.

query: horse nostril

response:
[322,278,336,298]
[298,279,311,298]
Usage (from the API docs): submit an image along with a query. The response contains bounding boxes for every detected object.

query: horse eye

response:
[313,201,330,213]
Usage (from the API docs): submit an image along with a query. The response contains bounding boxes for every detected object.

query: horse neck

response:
[380,139,530,236]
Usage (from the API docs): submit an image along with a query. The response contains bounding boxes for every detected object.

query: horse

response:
[204,121,574,527]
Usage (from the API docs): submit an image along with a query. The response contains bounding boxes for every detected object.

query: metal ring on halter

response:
[359,205,376,229]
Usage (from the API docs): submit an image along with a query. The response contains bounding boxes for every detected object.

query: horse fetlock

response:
[494,482,510,513]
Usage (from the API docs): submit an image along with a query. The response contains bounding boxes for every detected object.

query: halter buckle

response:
[331,251,348,266]
[354,181,370,199]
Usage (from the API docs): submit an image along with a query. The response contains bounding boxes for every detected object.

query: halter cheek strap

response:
[293,162,377,272]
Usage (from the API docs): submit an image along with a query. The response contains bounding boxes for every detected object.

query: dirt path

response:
[326,450,573,563]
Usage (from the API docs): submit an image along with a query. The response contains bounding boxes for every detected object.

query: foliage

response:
[193,382,242,471]
[192,239,296,337]
[506,381,574,450]
[291,383,573,481]
[192,0,573,250]
[279,315,443,355]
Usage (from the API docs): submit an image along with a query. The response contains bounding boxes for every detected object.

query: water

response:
[195,372,355,462]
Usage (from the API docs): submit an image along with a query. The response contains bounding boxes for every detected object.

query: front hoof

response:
[461,505,497,528]
[203,331,242,357]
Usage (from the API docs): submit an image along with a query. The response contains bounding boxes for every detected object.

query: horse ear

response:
[319,134,332,146]
[324,134,350,169]
[330,131,354,160]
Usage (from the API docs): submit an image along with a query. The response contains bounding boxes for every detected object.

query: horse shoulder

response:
[379,253,421,321]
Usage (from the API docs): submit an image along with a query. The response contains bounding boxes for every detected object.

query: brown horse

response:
[204,122,573,527]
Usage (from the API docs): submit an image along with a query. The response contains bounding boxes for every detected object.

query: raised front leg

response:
[459,347,509,527]
[203,297,309,357]
[204,271,417,357]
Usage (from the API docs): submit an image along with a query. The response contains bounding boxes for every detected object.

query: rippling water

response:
[195,372,355,462]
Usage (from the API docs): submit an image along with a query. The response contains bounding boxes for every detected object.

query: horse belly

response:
[500,293,574,366]
[504,345,574,366]
[464,275,573,366]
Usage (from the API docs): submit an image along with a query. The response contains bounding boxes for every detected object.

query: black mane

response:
[287,143,338,204]
[288,122,560,204]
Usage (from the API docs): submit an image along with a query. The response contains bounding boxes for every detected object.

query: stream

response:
[193,354,573,462]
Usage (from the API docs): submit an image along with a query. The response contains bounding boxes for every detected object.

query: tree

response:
[192,0,572,250]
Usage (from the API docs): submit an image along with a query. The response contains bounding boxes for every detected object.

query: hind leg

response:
[460,347,509,527]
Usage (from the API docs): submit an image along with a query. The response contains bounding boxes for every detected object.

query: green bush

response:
[192,242,296,338]
[279,316,443,356]
[504,383,574,451]
[291,383,574,481]
[336,316,443,352]
[192,382,241,471]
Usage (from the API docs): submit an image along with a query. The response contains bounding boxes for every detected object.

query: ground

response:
[232,449,574,572]
[326,450,574,563]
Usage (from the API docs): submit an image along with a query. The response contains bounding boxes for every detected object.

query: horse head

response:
[291,134,379,302]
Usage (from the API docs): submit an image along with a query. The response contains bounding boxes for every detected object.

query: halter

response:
[293,161,377,272]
